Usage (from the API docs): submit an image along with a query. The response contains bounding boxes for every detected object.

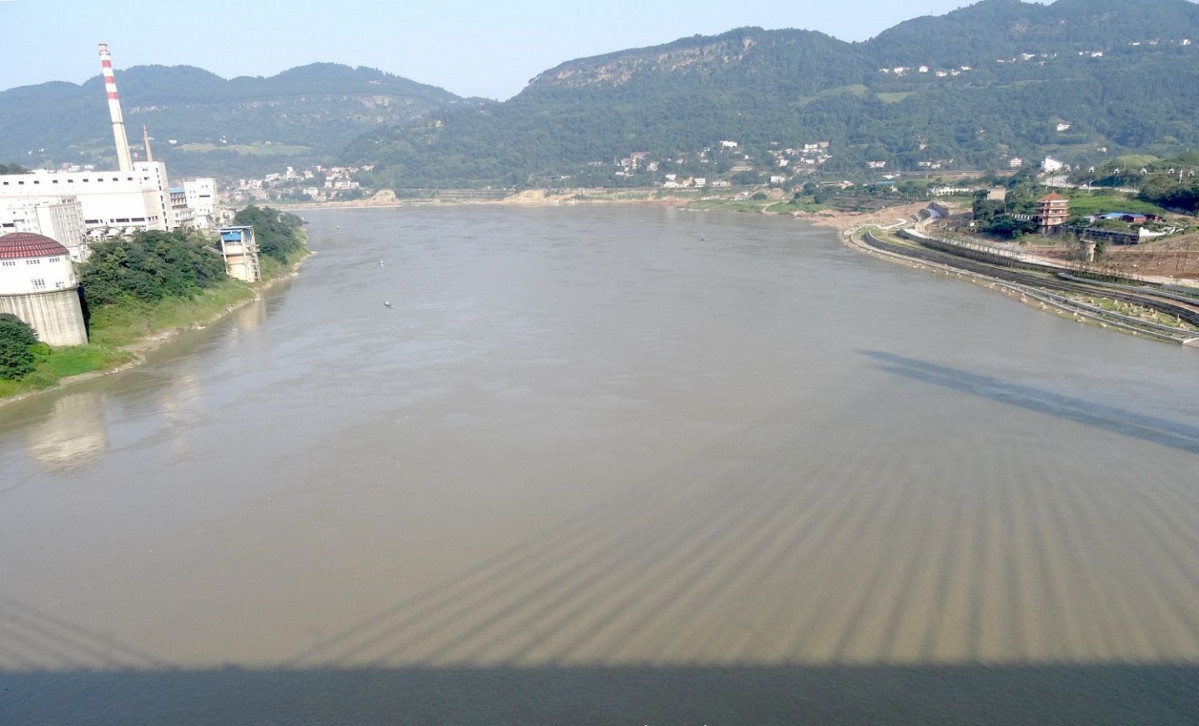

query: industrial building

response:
[1,162,173,236]
[0,43,254,353]
[0,44,206,239]
[0,232,88,346]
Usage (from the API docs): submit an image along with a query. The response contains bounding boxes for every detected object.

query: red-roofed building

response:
[0,232,87,346]
[0,231,70,261]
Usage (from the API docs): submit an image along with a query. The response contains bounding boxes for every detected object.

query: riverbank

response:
[0,250,310,408]
[846,225,1199,346]
[285,188,697,212]
[286,188,931,225]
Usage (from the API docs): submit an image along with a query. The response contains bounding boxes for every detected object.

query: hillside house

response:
[1035,193,1070,232]
[1042,157,1067,173]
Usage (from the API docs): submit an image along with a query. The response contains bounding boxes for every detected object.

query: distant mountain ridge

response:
[351,0,1199,188]
[3,0,1198,186]
[864,0,1199,67]
[0,63,469,178]
[528,28,869,94]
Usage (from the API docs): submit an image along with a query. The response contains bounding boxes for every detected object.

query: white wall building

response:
[0,161,176,237]
[0,232,87,346]
[168,188,194,230]
[1042,156,1067,173]
[183,178,217,228]
[0,197,89,262]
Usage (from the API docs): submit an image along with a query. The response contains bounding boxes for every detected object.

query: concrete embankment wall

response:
[860,230,1197,346]
[0,288,88,346]
[896,228,1051,271]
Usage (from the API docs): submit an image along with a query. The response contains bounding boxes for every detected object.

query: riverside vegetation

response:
[0,206,306,399]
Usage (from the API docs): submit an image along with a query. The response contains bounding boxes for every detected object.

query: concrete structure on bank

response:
[217,226,261,282]
[0,232,88,346]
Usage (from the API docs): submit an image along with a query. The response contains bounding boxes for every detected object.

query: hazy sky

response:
[1,0,1049,100]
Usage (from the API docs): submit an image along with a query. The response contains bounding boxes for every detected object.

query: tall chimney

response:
[98,43,134,172]
[142,124,154,162]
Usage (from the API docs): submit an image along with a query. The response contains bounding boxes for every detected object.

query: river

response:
[2,205,1198,724]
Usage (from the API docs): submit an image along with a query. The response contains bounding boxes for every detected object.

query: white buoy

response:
[384,301,392,308]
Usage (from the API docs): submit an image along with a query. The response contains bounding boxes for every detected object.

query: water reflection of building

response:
[26,390,109,472]
[158,371,206,457]
[232,294,267,333]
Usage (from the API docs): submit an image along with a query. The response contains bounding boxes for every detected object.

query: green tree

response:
[972,196,1006,224]
[80,230,228,306]
[0,313,38,380]
[232,206,306,263]
[986,215,1038,239]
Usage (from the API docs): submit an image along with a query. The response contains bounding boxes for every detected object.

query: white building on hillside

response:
[1042,156,1067,173]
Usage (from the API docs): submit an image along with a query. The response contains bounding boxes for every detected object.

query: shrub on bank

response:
[0,313,38,380]
[233,205,306,263]
[80,230,228,307]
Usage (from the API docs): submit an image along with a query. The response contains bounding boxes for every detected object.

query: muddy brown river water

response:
[2,205,1198,724]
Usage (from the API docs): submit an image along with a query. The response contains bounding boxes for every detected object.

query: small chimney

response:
[98,43,134,172]
[142,124,154,162]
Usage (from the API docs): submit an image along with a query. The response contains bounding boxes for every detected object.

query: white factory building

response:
[0,44,220,240]
[0,232,88,346]
[0,161,172,238]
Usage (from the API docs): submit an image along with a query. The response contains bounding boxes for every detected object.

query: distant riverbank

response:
[282,188,941,229]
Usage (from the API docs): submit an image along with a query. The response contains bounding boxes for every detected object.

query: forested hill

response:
[5,0,1199,187]
[866,0,1199,67]
[350,0,1199,189]
[0,63,470,178]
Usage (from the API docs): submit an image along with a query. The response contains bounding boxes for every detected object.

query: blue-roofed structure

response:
[217,225,260,282]
[1100,212,1149,223]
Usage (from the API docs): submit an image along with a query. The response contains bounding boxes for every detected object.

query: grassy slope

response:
[1063,192,1171,217]
[86,278,256,348]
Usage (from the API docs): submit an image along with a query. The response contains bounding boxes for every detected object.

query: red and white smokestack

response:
[98,43,134,172]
